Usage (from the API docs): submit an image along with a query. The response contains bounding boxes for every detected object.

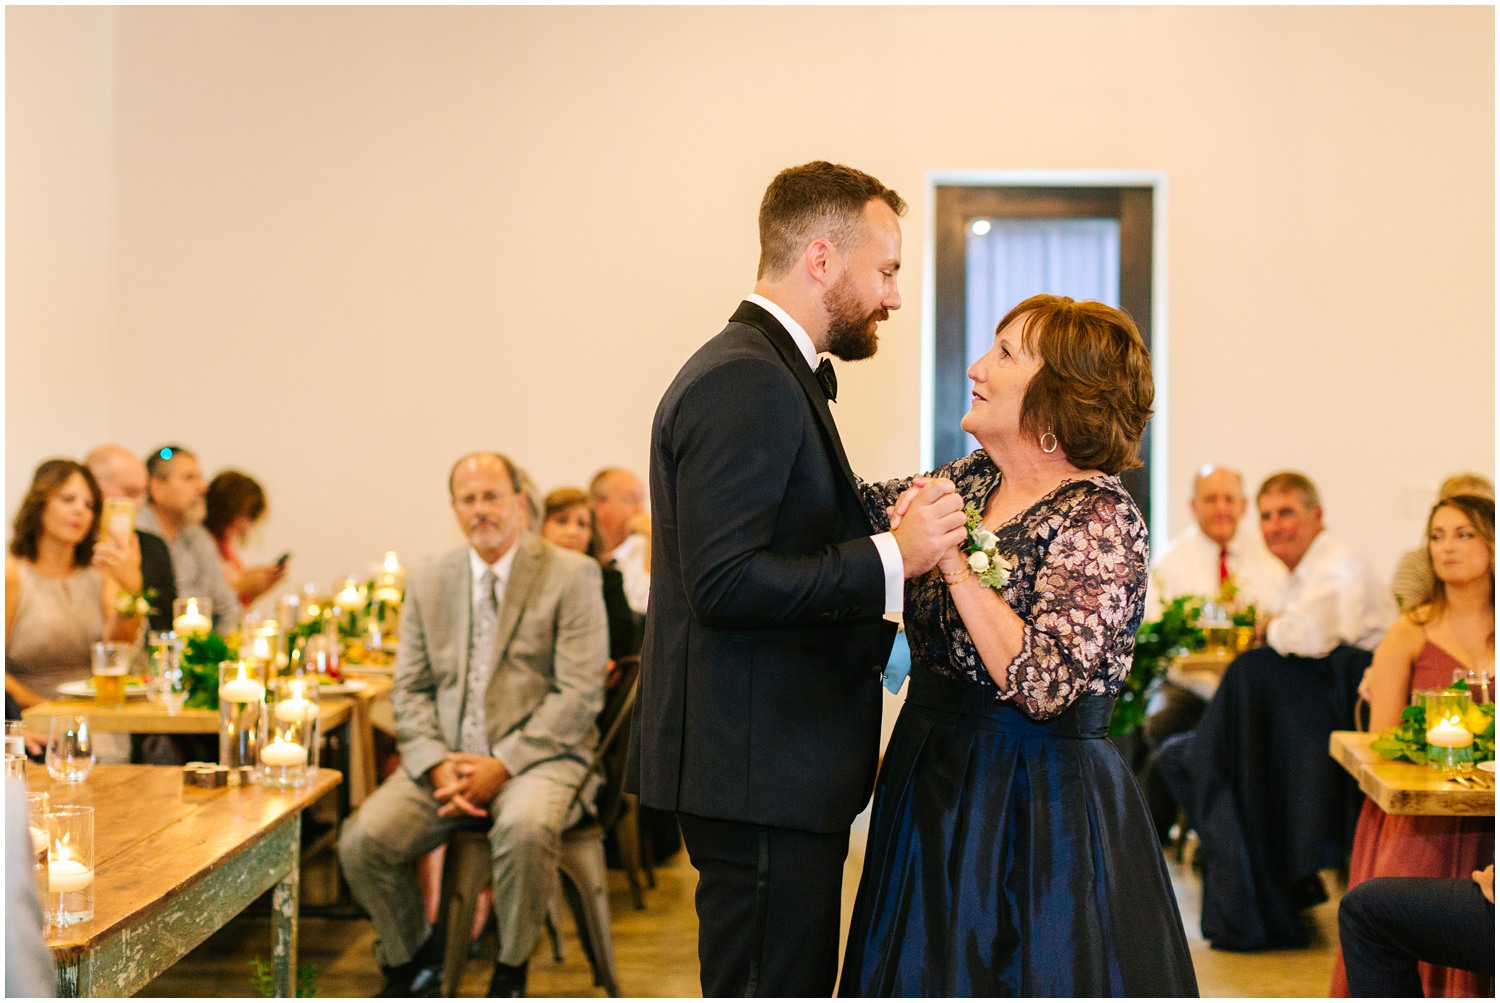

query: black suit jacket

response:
[626,300,898,834]
[137,529,177,634]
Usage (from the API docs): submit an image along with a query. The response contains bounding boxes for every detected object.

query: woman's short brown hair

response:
[542,486,604,558]
[204,470,267,541]
[10,459,102,566]
[999,294,1154,475]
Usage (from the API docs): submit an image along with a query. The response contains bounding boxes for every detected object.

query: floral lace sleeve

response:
[993,485,1148,719]
[857,474,916,533]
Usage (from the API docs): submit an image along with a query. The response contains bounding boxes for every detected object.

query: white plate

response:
[314,679,369,696]
[58,679,149,699]
[1478,761,1495,775]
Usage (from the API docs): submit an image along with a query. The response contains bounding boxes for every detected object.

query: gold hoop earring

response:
[1039,431,1058,454]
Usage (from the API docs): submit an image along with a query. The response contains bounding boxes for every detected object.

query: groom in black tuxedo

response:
[627,161,966,996]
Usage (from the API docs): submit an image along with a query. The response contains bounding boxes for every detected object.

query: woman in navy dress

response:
[840,295,1198,997]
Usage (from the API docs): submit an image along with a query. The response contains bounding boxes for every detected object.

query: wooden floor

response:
[137,815,1343,998]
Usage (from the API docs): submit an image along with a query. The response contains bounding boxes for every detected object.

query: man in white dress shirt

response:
[1256,471,1395,657]
[1145,464,1287,619]
[589,467,651,614]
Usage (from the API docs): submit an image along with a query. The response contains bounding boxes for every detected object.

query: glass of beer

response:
[90,642,131,707]
[99,497,134,547]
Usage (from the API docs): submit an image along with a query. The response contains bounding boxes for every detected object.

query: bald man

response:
[338,452,607,998]
[589,467,650,614]
[1144,464,1287,620]
[85,444,177,633]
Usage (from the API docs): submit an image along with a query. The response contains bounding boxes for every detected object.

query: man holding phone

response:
[85,444,177,633]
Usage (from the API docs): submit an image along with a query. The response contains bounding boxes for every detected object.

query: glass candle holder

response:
[260,675,319,788]
[5,751,28,784]
[172,596,213,638]
[148,632,188,714]
[46,805,95,926]
[1424,689,1476,773]
[242,621,284,674]
[218,660,266,782]
[26,791,49,885]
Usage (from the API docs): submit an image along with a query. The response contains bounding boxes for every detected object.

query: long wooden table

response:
[1329,730,1495,817]
[29,762,341,996]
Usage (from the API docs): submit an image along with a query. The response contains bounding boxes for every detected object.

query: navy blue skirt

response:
[839,669,1199,997]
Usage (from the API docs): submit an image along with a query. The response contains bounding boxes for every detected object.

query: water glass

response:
[46,715,94,783]
[45,805,95,926]
[148,632,188,714]
[5,752,28,783]
[4,719,27,758]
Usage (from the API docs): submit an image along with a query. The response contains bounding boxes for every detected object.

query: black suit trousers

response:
[678,812,850,997]
[1339,876,1494,996]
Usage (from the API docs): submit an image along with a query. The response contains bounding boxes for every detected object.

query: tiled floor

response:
[138,818,1344,998]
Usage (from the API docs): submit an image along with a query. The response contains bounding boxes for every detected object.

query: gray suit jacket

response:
[391,533,608,788]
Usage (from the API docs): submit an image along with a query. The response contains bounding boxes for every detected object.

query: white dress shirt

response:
[1145,524,1288,620]
[612,533,651,615]
[747,292,904,614]
[1264,531,1396,658]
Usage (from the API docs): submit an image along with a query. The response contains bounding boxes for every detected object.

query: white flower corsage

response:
[115,587,159,619]
[961,505,1015,591]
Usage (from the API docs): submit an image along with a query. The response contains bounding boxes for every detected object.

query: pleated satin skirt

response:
[839,668,1199,998]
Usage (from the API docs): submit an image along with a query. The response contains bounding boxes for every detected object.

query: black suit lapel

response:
[728,301,864,502]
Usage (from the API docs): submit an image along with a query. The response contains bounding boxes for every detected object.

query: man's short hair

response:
[756,161,906,280]
[145,444,195,479]
[1257,471,1321,510]
[588,467,637,502]
[448,452,524,498]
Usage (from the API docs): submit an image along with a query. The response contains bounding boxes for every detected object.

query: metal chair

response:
[436,661,639,997]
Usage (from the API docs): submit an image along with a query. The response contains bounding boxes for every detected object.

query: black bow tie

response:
[815,358,838,402]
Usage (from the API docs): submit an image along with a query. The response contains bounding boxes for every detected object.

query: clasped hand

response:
[888,477,968,578]
[430,753,511,819]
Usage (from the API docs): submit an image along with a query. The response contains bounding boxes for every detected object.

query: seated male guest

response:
[1158,471,1392,951]
[338,452,607,998]
[85,444,177,633]
[1256,471,1394,657]
[1339,866,1495,997]
[134,445,241,633]
[1140,464,1287,838]
[589,467,650,615]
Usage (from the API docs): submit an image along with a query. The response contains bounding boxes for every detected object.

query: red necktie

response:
[1218,546,1230,585]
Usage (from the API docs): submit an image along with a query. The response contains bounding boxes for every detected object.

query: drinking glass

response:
[4,719,27,758]
[46,715,94,783]
[1453,666,1493,705]
[148,632,188,714]
[91,641,131,707]
[5,752,27,783]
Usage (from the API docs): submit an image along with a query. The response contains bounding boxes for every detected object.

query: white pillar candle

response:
[1426,716,1474,749]
[48,856,94,893]
[260,738,308,767]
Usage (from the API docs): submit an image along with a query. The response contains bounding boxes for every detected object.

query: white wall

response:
[6,6,1494,612]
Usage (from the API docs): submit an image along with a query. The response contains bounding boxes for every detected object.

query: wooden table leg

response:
[271,816,301,997]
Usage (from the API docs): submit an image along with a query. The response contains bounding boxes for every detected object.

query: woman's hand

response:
[92,534,143,594]
[888,477,956,531]
[234,562,288,605]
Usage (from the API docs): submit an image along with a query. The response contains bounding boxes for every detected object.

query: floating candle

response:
[260,739,308,767]
[174,599,211,637]
[274,696,314,724]
[335,585,363,610]
[48,856,94,893]
[218,669,265,705]
[1426,715,1474,749]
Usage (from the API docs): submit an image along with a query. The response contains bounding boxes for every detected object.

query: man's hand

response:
[1474,864,1494,905]
[890,478,967,578]
[433,753,512,819]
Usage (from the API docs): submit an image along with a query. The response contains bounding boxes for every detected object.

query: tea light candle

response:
[219,666,265,705]
[48,854,94,893]
[260,738,308,767]
[174,600,211,637]
[335,584,363,610]
[1426,715,1474,749]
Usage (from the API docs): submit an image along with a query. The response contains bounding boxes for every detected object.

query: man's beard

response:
[822,274,885,362]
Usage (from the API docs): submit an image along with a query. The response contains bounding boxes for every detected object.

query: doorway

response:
[929,176,1162,530]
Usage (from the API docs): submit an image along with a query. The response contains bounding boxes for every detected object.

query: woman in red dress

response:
[1331,493,1494,997]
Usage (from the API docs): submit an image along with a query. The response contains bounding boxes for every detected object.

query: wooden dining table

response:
[1164,648,1237,702]
[28,761,340,996]
[1329,730,1495,816]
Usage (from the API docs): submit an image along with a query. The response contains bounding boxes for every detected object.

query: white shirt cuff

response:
[872,532,904,614]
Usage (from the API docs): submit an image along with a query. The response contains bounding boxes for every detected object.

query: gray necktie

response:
[460,569,499,755]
